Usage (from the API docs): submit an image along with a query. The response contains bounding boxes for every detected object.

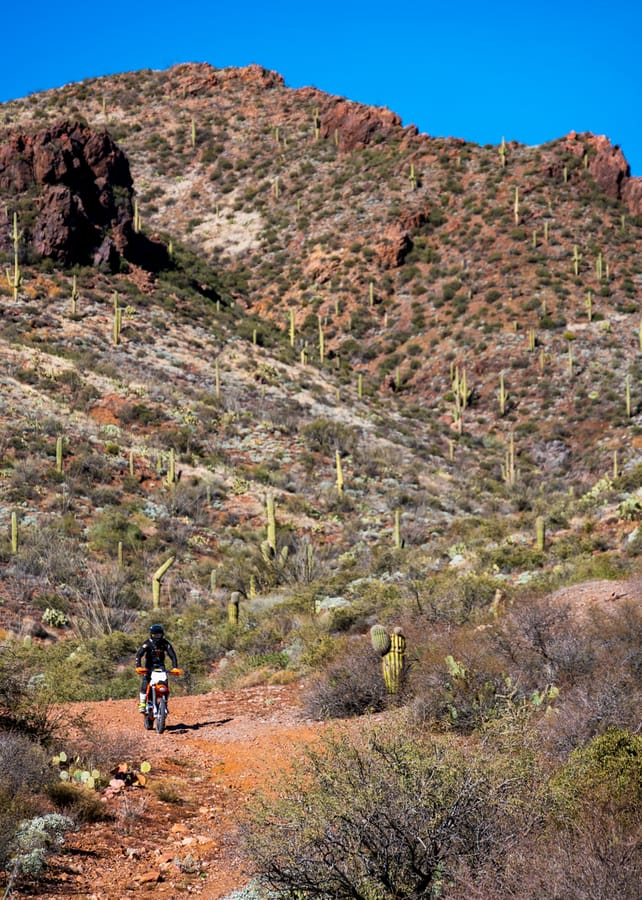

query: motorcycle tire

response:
[144,713,154,731]
[155,697,167,734]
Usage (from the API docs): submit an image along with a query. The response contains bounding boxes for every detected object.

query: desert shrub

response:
[0,649,59,743]
[88,507,146,554]
[450,809,642,900]
[6,460,42,501]
[151,778,184,804]
[72,564,141,637]
[488,728,642,900]
[0,732,55,868]
[304,638,388,719]
[552,727,642,821]
[240,728,537,898]
[301,418,360,456]
[0,732,51,795]
[163,480,211,524]
[22,630,139,703]
[66,450,112,484]
[48,781,109,822]
[10,525,87,589]
[419,573,504,625]
[403,621,535,734]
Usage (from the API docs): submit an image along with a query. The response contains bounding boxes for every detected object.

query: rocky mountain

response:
[0,61,641,637]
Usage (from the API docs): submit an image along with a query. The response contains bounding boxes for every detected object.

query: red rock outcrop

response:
[374,224,412,269]
[560,131,642,216]
[587,134,629,198]
[622,177,642,217]
[168,62,284,97]
[320,100,402,152]
[0,121,168,271]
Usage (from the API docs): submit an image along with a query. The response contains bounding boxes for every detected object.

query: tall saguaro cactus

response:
[10,511,18,554]
[266,494,277,554]
[335,450,344,497]
[152,556,175,609]
[6,212,22,300]
[55,436,64,474]
[228,591,241,625]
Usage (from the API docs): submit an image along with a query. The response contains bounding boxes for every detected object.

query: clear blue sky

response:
[3,1,641,174]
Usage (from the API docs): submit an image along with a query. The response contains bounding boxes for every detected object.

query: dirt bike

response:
[136,665,182,733]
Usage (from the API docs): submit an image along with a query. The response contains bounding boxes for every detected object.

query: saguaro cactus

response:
[6,212,22,300]
[228,591,241,625]
[335,450,344,497]
[10,511,18,554]
[502,433,516,487]
[573,245,582,277]
[625,374,632,418]
[113,292,122,345]
[133,200,142,233]
[152,556,175,609]
[55,436,63,474]
[498,372,508,415]
[370,624,406,694]
[393,510,403,549]
[266,494,277,554]
[70,275,79,316]
[165,448,177,486]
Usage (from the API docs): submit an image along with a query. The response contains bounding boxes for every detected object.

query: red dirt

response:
[17,682,319,899]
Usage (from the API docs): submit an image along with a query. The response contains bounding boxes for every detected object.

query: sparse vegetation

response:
[0,60,641,898]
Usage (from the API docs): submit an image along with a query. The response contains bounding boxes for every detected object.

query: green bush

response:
[88,508,146,553]
[240,728,535,898]
[552,727,642,822]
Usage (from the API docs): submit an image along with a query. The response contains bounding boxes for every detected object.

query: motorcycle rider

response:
[135,624,178,712]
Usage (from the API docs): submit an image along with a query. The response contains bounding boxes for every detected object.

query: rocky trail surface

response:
[18,682,318,899]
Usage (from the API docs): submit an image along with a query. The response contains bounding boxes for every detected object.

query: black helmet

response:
[149,624,164,639]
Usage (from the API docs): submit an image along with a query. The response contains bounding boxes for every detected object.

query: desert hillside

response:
[0,63,640,899]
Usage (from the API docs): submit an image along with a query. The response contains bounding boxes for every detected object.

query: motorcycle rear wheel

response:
[155,697,167,734]
[144,713,154,730]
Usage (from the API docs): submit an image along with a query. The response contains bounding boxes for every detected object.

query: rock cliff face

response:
[319,100,404,152]
[563,131,642,216]
[0,121,168,271]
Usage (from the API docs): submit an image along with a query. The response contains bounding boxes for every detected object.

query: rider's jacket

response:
[136,637,178,671]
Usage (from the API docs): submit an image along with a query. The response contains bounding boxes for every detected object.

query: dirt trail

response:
[10,579,641,898]
[20,682,317,899]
